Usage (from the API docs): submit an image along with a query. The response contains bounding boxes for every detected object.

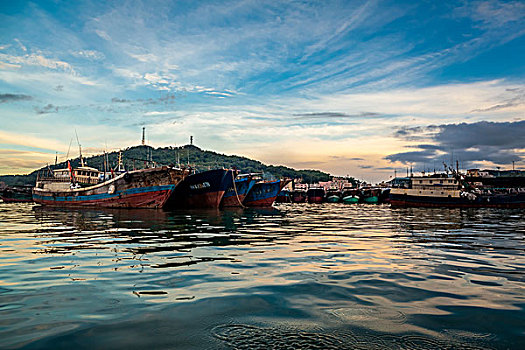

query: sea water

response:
[0,202,524,349]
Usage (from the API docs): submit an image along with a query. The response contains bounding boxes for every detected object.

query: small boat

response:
[342,195,359,204]
[33,165,186,208]
[167,169,234,209]
[292,189,307,203]
[221,174,256,207]
[325,187,341,203]
[307,187,325,204]
[291,183,308,203]
[244,179,290,207]
[361,188,381,204]
[1,185,34,203]
[341,186,360,204]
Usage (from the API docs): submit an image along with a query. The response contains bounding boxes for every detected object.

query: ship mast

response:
[75,130,85,167]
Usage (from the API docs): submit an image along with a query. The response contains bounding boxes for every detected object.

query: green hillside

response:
[0,145,351,186]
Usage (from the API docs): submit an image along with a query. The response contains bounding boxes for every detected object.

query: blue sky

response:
[0,0,524,181]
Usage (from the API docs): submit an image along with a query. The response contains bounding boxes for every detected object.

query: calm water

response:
[0,202,524,349]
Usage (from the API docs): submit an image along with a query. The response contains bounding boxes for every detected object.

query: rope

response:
[231,170,245,208]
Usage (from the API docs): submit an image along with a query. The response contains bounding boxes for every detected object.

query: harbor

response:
[1,1,524,349]
[2,140,523,209]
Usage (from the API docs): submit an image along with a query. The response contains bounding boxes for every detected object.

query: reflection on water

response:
[0,202,524,349]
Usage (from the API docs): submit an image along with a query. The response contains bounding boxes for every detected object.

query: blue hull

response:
[167,169,234,208]
[244,180,281,207]
[221,177,256,207]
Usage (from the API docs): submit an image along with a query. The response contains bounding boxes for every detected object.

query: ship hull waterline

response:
[390,193,525,208]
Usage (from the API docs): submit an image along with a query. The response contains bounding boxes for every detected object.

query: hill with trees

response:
[1,145,356,186]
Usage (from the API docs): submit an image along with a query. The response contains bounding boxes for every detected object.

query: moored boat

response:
[291,183,308,203]
[361,187,381,204]
[325,187,341,203]
[342,195,359,204]
[166,169,233,209]
[341,184,359,204]
[1,185,34,203]
[389,174,525,208]
[307,187,325,204]
[244,179,290,207]
[221,174,256,207]
[33,166,186,208]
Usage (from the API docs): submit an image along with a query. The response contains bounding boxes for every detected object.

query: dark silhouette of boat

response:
[1,185,33,203]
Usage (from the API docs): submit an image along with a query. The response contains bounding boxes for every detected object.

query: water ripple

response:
[0,202,523,348]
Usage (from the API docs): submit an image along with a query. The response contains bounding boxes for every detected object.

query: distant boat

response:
[291,183,308,203]
[341,186,359,204]
[307,187,325,204]
[325,187,341,203]
[291,189,307,203]
[221,174,256,207]
[361,188,381,204]
[1,185,33,203]
[389,174,525,208]
[33,165,186,208]
[167,169,233,209]
[244,179,289,207]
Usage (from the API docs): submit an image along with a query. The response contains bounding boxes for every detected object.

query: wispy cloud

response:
[71,50,105,61]
[0,93,32,103]
[34,103,59,114]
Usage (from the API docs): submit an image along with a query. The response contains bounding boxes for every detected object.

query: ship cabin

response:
[48,166,102,185]
[390,174,461,198]
[411,176,459,191]
[72,166,102,185]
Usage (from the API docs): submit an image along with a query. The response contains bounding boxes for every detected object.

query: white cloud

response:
[95,29,111,41]
[71,49,105,60]
[0,53,75,73]
[14,38,27,52]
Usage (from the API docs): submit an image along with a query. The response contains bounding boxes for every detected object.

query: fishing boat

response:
[166,169,234,209]
[307,186,325,204]
[1,185,34,203]
[33,164,186,208]
[325,186,341,203]
[389,174,525,208]
[244,179,290,207]
[221,174,256,207]
[361,187,381,204]
[341,186,360,204]
[291,183,307,203]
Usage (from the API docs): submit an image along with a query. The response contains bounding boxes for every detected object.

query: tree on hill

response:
[0,145,356,186]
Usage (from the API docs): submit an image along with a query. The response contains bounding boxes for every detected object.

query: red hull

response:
[35,189,173,209]
[244,196,277,207]
[184,191,225,209]
[1,197,33,203]
[390,199,525,208]
[221,194,247,207]
[308,196,323,204]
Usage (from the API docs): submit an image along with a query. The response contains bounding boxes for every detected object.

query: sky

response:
[0,0,524,182]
